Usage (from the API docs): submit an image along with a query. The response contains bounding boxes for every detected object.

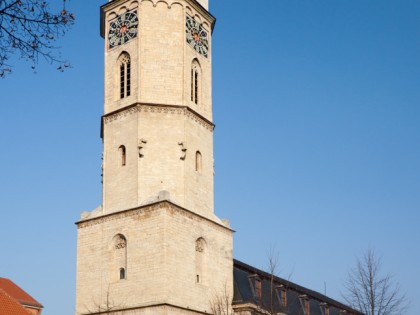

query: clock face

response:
[186,15,209,58]
[108,11,139,49]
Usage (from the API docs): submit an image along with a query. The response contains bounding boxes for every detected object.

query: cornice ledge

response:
[81,302,212,315]
[76,200,234,233]
[101,0,216,38]
[102,102,215,131]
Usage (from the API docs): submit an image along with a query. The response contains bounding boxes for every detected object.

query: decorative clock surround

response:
[186,15,209,57]
[108,10,139,49]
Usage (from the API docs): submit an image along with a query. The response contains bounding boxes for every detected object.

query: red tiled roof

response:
[0,289,32,315]
[0,278,43,308]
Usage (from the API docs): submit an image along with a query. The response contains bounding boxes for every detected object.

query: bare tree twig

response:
[342,248,408,315]
[0,0,74,77]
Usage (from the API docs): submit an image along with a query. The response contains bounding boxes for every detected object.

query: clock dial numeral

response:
[186,15,209,58]
[108,10,139,49]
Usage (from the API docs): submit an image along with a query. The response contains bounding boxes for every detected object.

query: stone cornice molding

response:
[81,302,212,315]
[76,200,233,234]
[101,0,215,38]
[102,103,215,131]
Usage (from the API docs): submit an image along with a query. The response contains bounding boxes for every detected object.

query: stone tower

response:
[75,0,233,314]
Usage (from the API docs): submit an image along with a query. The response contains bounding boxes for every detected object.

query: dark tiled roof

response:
[233,259,364,315]
[0,278,43,308]
[0,289,32,315]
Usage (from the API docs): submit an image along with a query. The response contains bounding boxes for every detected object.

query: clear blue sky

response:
[1,1,419,314]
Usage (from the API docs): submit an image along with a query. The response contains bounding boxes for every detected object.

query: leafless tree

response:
[266,246,280,314]
[0,0,74,77]
[342,248,408,315]
[210,284,235,315]
[85,285,124,315]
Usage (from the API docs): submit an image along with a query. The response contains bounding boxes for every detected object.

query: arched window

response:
[195,151,202,172]
[119,52,131,99]
[111,234,127,281]
[191,59,201,105]
[119,145,126,166]
[195,237,206,284]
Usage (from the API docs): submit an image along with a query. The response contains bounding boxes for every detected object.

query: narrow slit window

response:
[119,145,126,166]
[194,71,199,104]
[191,59,201,105]
[195,151,202,172]
[120,63,125,99]
[191,69,194,102]
[120,268,126,280]
[126,61,131,97]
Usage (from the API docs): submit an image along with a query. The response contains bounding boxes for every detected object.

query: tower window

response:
[118,52,131,99]
[195,238,206,284]
[119,145,126,166]
[120,268,126,280]
[120,63,125,98]
[191,69,194,102]
[111,234,127,282]
[191,59,201,105]
[194,71,199,104]
[126,60,131,97]
[195,151,202,172]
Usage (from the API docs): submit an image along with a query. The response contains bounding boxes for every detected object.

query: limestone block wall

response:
[75,202,233,315]
[102,105,214,218]
[103,108,139,212]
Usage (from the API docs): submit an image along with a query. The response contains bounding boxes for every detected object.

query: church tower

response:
[75,0,233,314]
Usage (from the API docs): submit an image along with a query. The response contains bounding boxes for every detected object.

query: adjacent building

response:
[0,278,43,315]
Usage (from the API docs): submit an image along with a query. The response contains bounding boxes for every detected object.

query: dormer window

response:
[276,285,287,307]
[299,295,310,315]
[248,274,262,301]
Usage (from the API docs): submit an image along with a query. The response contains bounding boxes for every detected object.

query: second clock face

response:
[108,11,139,49]
[186,15,209,58]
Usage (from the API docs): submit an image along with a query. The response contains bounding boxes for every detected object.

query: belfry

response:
[75,0,233,314]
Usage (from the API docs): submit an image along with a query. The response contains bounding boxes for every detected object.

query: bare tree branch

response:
[342,248,408,315]
[210,284,234,315]
[0,0,74,77]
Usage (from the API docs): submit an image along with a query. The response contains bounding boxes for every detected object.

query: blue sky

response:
[1,1,419,314]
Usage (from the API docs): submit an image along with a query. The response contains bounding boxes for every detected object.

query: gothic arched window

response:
[195,237,206,284]
[111,234,127,281]
[119,52,131,99]
[191,59,201,105]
